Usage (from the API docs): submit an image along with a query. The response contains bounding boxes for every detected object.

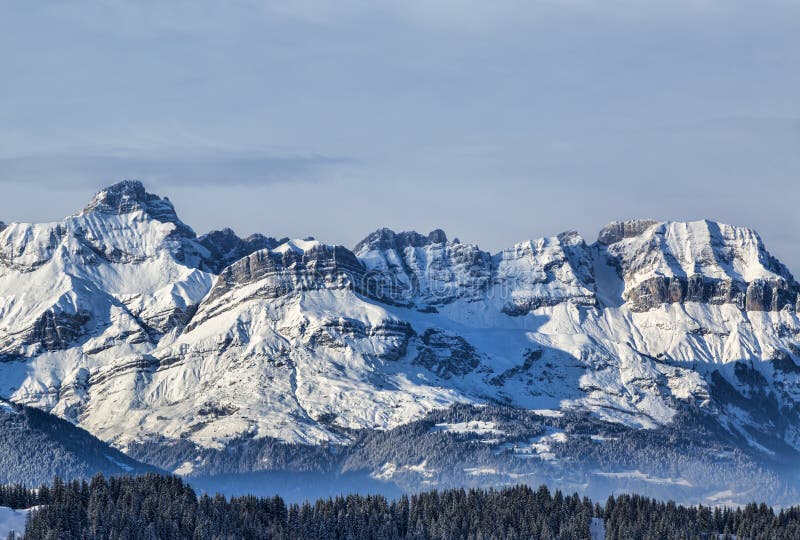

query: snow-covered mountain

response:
[1,181,798,501]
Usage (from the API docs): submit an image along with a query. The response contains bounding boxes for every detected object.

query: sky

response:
[1,1,799,272]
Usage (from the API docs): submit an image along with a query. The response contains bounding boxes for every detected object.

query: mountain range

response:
[0,180,798,504]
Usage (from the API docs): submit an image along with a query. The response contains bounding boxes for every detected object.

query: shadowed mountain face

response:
[198,228,289,274]
[0,399,155,485]
[0,181,798,503]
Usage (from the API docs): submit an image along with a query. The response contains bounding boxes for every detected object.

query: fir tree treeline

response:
[125,405,799,507]
[602,493,800,539]
[21,475,592,540]
[0,482,49,510]
[11,474,800,539]
[0,403,151,487]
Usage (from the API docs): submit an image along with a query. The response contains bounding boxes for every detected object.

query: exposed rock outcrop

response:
[600,220,800,312]
[201,241,365,307]
[354,227,448,253]
[306,318,414,361]
[413,329,480,379]
[597,219,659,245]
[496,230,596,316]
[356,228,492,306]
[0,308,91,359]
[199,228,288,273]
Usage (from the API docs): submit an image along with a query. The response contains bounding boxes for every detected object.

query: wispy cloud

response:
[710,115,800,137]
[0,152,351,188]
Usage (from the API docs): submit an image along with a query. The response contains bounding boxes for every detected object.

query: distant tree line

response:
[6,474,800,539]
[126,405,799,507]
[0,483,49,510]
[602,493,800,539]
[0,404,148,487]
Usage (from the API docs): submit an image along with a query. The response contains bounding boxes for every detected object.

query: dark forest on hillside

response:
[3,474,800,539]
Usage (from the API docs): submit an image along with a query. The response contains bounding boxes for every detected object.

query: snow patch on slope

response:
[0,506,29,538]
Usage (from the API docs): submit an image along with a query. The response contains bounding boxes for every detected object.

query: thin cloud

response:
[0,153,352,188]
[711,116,800,137]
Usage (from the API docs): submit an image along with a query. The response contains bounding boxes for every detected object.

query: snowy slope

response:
[0,506,29,538]
[0,181,798,476]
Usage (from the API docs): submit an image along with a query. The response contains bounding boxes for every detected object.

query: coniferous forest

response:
[2,474,800,539]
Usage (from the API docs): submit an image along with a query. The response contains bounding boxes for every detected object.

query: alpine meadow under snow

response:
[0,180,799,505]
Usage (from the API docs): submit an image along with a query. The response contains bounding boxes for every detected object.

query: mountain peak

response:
[83,180,151,213]
[597,219,659,245]
[354,227,448,254]
[556,230,585,246]
[81,180,195,237]
[597,219,768,248]
[597,218,799,311]
[198,228,288,273]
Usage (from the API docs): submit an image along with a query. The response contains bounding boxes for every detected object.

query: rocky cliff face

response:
[355,228,492,306]
[80,179,196,240]
[354,228,596,315]
[198,228,288,274]
[208,240,365,302]
[494,230,596,315]
[0,182,797,480]
[598,219,799,312]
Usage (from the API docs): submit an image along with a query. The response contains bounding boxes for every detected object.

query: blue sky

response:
[1,1,799,271]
